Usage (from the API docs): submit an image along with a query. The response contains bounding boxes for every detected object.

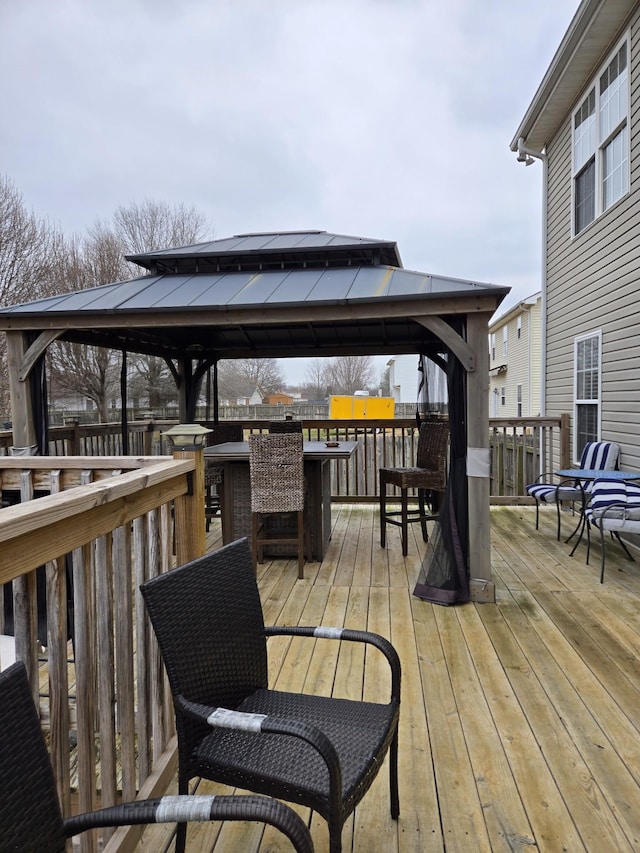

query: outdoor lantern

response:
[163,423,212,450]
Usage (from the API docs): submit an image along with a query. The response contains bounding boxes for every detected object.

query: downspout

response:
[516,137,548,417]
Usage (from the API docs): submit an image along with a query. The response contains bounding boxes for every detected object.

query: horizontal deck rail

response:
[0,415,570,501]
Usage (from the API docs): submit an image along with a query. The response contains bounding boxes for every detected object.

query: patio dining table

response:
[205,440,358,561]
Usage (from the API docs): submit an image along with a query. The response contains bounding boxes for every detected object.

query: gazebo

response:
[0,230,509,601]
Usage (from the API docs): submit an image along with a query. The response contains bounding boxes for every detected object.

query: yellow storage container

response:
[329,395,395,419]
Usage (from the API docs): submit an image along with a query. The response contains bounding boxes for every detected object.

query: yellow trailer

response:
[329,395,395,419]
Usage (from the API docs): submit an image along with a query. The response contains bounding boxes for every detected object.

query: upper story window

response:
[490,333,496,361]
[517,316,522,340]
[502,326,508,356]
[573,37,629,235]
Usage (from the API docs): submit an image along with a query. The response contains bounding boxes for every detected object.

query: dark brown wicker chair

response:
[269,420,303,433]
[0,661,314,853]
[249,432,310,578]
[204,423,243,532]
[140,537,401,853]
[379,420,449,556]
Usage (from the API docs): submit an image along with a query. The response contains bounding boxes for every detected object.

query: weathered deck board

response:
[133,504,640,852]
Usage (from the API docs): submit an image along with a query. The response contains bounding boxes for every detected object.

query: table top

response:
[556,468,640,481]
[205,440,358,461]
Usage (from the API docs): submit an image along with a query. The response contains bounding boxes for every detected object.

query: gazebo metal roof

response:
[0,230,509,363]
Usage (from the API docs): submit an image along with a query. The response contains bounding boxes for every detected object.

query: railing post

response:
[172,446,205,565]
[560,413,571,469]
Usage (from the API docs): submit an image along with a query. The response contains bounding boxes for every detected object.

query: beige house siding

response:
[488,295,542,418]
[542,6,640,469]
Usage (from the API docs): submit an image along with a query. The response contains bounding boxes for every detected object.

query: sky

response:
[0,0,580,385]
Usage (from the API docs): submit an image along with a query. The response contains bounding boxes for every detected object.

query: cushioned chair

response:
[204,423,243,532]
[379,420,449,556]
[0,661,313,853]
[526,440,620,542]
[140,537,401,853]
[586,478,640,583]
[249,432,310,578]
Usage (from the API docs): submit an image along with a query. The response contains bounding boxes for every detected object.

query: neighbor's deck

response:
[134,504,640,852]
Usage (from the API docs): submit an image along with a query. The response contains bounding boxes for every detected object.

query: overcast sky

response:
[1,0,579,385]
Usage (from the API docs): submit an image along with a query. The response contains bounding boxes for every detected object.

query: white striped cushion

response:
[580,441,620,471]
[586,479,640,522]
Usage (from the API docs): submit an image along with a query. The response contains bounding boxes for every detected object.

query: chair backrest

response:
[205,423,244,446]
[249,432,305,514]
[416,421,449,489]
[579,441,620,471]
[0,662,67,851]
[268,420,303,434]
[141,538,268,709]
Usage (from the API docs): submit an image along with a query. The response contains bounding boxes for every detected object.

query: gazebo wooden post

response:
[6,331,38,452]
[465,312,494,603]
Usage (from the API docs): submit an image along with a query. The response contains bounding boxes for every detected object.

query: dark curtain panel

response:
[413,322,470,605]
[120,350,129,455]
[27,333,48,456]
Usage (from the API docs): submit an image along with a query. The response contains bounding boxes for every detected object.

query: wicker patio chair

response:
[249,432,310,578]
[140,537,401,853]
[204,423,243,532]
[526,440,620,541]
[0,661,314,853]
[379,420,449,556]
[269,420,303,433]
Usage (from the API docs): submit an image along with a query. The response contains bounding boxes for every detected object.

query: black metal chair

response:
[269,419,303,433]
[204,423,243,532]
[379,420,449,556]
[140,537,401,853]
[0,660,314,853]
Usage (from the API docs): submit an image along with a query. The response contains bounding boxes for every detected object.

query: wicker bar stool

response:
[204,423,243,532]
[249,432,310,578]
[379,420,449,556]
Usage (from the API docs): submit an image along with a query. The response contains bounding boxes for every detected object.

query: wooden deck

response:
[134,503,640,852]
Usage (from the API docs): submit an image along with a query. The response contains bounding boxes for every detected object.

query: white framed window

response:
[490,333,496,361]
[517,384,523,417]
[517,316,522,340]
[502,326,508,356]
[572,36,629,235]
[501,387,506,406]
[574,331,601,460]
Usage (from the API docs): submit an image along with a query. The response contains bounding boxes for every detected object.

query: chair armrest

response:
[64,794,313,853]
[265,625,401,701]
[175,695,343,799]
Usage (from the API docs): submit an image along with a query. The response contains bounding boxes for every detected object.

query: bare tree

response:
[96,199,213,409]
[303,358,331,400]
[217,358,285,402]
[325,356,376,396]
[0,175,64,419]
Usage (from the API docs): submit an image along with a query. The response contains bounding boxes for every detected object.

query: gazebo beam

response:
[6,331,38,452]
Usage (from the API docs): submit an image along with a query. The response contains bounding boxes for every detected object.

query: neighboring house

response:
[266,393,294,406]
[488,293,542,418]
[511,0,640,468]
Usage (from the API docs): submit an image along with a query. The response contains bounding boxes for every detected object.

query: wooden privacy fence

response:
[0,415,570,500]
[0,454,202,853]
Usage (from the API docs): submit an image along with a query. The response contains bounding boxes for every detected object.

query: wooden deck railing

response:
[0,415,570,500]
[0,454,203,853]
